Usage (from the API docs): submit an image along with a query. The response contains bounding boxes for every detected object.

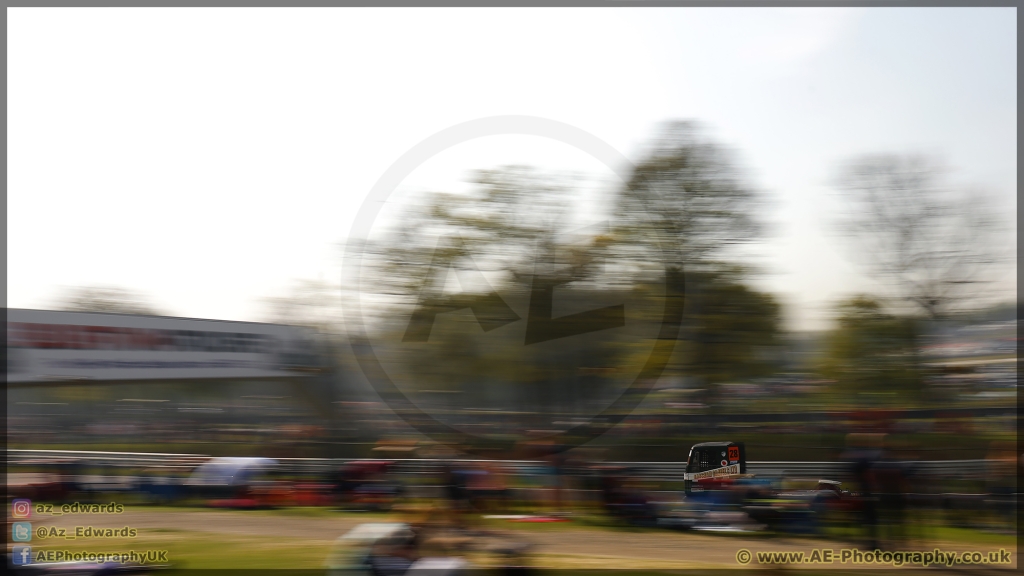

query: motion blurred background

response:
[6,6,1018,572]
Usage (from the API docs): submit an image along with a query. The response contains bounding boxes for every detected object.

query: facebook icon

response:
[12,545,32,565]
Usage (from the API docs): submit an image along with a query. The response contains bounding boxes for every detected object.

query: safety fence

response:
[6,448,996,483]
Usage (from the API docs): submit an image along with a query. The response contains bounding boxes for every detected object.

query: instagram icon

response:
[12,499,32,518]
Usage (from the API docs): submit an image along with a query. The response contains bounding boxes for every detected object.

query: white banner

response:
[686,463,741,481]
[6,309,319,383]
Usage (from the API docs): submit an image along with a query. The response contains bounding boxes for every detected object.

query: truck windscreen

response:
[686,448,718,473]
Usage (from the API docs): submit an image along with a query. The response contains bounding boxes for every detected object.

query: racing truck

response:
[683,441,748,494]
[683,441,848,496]
[669,441,853,534]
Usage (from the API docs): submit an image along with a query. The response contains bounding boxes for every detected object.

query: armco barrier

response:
[6,449,994,483]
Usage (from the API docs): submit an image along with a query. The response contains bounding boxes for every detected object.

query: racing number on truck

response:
[728,446,740,461]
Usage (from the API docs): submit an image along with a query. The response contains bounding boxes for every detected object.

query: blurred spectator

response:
[845,433,883,550]
[440,460,472,526]
[468,460,509,513]
[984,441,1016,532]
[875,439,909,548]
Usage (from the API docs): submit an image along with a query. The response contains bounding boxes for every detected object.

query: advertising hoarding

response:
[6,309,318,384]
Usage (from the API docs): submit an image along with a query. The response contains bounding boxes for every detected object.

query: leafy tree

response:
[613,121,777,407]
[674,269,783,408]
[615,120,762,272]
[356,121,778,439]
[359,165,677,430]
[818,296,921,405]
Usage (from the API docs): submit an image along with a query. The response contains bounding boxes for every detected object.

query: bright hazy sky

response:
[7,8,1017,331]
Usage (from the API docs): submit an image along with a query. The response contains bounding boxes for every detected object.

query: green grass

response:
[918,525,1017,547]
[819,516,1017,548]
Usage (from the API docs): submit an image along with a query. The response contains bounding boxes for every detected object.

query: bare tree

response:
[56,286,166,316]
[835,154,1008,320]
[261,278,343,334]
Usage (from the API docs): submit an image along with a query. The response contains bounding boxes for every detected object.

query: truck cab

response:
[684,441,746,495]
